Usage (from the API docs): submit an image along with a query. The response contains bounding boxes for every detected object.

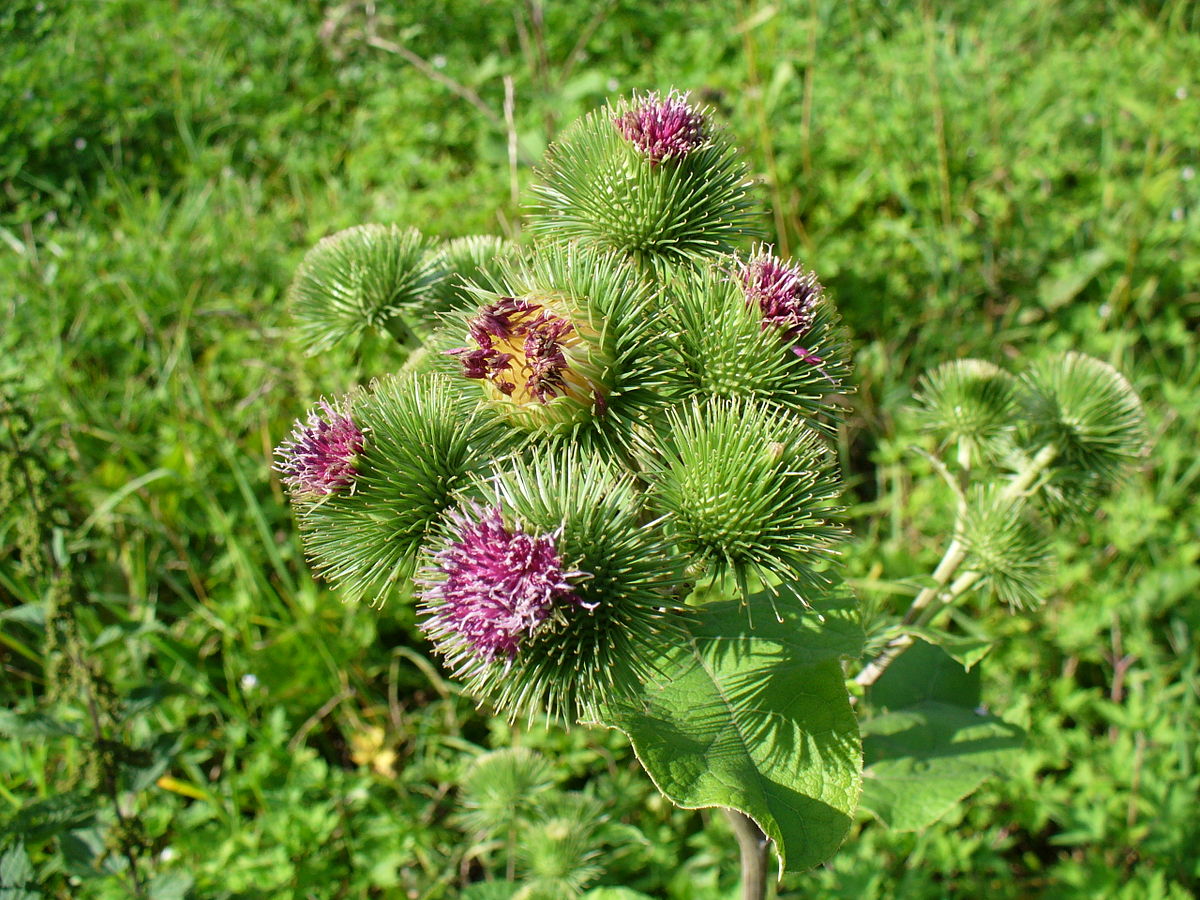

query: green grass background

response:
[2,0,1198,896]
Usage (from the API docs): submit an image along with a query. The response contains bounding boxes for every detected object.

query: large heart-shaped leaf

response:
[601,587,863,874]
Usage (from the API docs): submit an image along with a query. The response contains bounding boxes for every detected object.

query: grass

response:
[1,0,1198,897]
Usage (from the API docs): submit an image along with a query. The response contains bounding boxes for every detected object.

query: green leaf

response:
[461,883,517,900]
[1,791,96,843]
[1036,248,1109,311]
[904,627,994,671]
[0,841,37,900]
[0,709,81,738]
[147,872,195,900]
[868,638,980,711]
[61,828,120,879]
[602,589,862,875]
[860,640,1023,831]
[859,701,1024,831]
[121,682,180,721]
[584,889,656,900]
[0,603,45,628]
[125,731,183,793]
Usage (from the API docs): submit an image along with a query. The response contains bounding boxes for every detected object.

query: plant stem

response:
[382,315,412,346]
[725,809,770,900]
[855,443,1058,689]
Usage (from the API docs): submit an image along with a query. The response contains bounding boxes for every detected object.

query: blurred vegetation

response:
[1,0,1198,896]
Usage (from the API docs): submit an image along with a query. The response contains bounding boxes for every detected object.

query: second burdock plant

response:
[270,90,1148,896]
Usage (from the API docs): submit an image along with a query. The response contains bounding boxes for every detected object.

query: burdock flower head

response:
[418,451,688,722]
[740,249,825,364]
[448,294,608,427]
[533,93,756,265]
[613,90,706,164]
[420,505,588,664]
[274,398,365,496]
[666,258,848,432]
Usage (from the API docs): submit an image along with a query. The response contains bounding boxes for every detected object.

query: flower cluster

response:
[613,90,706,164]
[274,400,364,496]
[421,506,587,662]
[740,250,825,364]
[269,90,1153,875]
[449,297,599,407]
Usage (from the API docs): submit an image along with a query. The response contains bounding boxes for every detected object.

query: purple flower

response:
[613,90,706,164]
[274,399,365,496]
[448,298,593,406]
[421,507,587,662]
[739,250,825,361]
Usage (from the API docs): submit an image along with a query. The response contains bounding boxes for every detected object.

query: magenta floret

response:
[274,400,364,496]
[448,299,581,404]
[740,251,825,362]
[613,90,706,164]
[421,507,586,662]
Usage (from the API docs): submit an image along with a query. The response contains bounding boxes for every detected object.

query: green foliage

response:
[0,842,37,900]
[859,642,1025,833]
[2,0,1196,896]
[860,704,1025,833]
[604,585,863,875]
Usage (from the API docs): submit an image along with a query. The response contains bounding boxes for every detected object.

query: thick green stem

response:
[382,314,413,346]
[855,443,1058,689]
[725,809,770,900]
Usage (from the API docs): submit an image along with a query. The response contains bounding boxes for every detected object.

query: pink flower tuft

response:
[613,90,706,164]
[421,507,586,662]
[274,400,364,496]
[739,250,825,362]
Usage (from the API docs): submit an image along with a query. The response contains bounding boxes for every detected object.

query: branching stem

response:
[855,443,1058,689]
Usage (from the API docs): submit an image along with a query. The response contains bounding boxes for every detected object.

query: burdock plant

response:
[271,91,1148,896]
